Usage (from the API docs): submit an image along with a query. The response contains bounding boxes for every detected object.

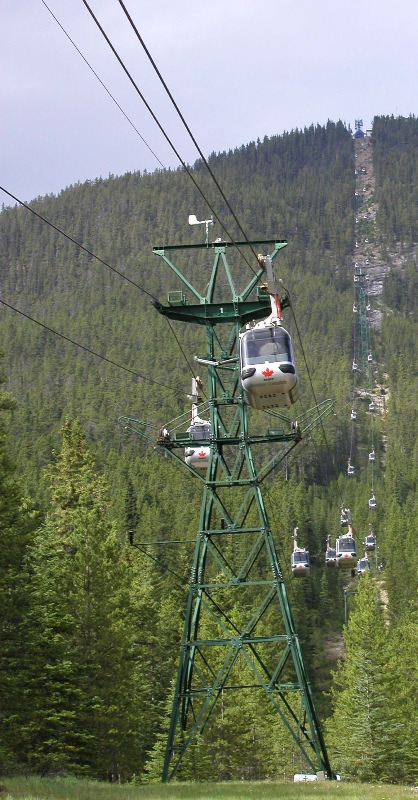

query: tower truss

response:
[354,268,371,382]
[121,238,335,781]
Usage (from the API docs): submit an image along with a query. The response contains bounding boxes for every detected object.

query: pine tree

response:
[0,360,40,772]
[22,419,146,778]
[326,573,399,781]
[383,609,418,783]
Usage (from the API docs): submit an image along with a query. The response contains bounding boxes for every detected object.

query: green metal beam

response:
[122,239,335,783]
[152,297,272,325]
[153,238,288,252]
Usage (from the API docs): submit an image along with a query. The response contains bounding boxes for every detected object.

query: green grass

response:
[0,777,416,800]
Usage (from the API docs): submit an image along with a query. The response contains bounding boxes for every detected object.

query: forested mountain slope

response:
[0,115,417,782]
[0,120,354,496]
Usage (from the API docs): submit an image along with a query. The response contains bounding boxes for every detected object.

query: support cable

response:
[130,543,187,588]
[0,186,203,389]
[80,0,259,276]
[37,4,252,380]
[0,186,157,300]
[349,278,357,475]
[284,287,335,471]
[353,283,358,395]
[116,0,259,264]
[341,272,359,511]
[40,0,166,169]
[164,317,206,397]
[0,298,180,392]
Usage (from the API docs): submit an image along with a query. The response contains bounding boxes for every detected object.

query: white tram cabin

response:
[325,546,337,566]
[185,419,211,473]
[364,534,376,551]
[357,557,370,576]
[351,409,357,421]
[336,533,358,569]
[291,548,310,577]
[240,325,298,410]
[369,450,376,462]
[347,464,355,477]
[369,494,377,510]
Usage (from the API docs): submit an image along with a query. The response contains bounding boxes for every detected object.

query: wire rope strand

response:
[164,317,207,397]
[284,288,335,472]
[0,298,180,392]
[0,186,157,299]
[40,0,166,169]
[1,185,206,402]
[116,0,260,265]
[130,544,186,588]
[80,0,259,276]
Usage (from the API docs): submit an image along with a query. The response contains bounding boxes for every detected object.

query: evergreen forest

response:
[0,114,418,784]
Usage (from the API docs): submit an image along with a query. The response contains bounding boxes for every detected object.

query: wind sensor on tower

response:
[120,216,336,782]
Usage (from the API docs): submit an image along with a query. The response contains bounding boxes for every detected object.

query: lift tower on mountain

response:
[121,234,335,781]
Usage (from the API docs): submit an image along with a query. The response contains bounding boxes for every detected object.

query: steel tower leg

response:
[121,238,335,781]
[162,323,333,781]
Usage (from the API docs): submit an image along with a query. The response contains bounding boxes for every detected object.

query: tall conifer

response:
[326,573,400,780]
[0,364,40,771]
[23,420,145,778]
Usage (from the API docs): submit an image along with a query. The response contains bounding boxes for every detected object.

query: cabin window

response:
[189,424,211,441]
[293,551,309,564]
[338,538,356,552]
[242,328,292,365]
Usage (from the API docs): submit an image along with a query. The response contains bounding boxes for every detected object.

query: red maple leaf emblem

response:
[198,452,206,458]
[262,367,274,377]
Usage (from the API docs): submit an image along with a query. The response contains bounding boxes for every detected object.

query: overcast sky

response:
[2,0,417,205]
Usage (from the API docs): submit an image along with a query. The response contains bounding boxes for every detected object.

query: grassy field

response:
[0,777,416,800]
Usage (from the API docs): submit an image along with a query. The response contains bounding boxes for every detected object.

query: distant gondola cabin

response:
[185,420,211,473]
[291,548,310,577]
[357,557,370,576]
[336,533,357,568]
[325,547,337,567]
[364,534,376,551]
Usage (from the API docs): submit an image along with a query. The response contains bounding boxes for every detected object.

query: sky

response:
[2,0,418,205]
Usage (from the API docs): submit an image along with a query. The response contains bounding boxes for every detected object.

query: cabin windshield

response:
[188,424,211,441]
[326,549,336,558]
[338,538,356,552]
[293,551,309,564]
[242,328,292,365]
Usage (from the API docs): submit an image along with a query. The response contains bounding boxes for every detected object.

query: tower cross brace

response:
[126,238,335,781]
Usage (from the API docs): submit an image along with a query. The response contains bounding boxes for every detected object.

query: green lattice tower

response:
[127,238,335,781]
[355,270,371,382]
